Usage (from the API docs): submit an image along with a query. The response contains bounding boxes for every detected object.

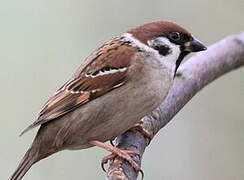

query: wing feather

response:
[20,37,136,136]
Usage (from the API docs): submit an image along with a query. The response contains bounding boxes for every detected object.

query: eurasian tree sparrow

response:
[10,21,206,180]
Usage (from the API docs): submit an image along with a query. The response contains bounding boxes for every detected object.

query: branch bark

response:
[105,32,244,180]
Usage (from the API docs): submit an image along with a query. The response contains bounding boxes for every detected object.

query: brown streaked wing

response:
[20,38,137,136]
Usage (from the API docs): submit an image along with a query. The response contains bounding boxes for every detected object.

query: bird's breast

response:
[59,54,174,149]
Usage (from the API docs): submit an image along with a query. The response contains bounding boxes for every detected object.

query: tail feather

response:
[10,148,37,180]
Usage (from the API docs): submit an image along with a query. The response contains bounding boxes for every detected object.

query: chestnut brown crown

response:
[128,21,191,45]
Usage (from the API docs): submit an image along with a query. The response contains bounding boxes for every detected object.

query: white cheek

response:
[162,41,180,62]
[123,33,180,75]
[150,37,181,71]
[163,44,180,76]
[149,37,181,60]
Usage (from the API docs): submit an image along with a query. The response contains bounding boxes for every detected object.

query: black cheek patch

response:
[153,45,172,56]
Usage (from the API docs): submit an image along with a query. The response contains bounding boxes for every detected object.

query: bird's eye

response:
[169,32,181,41]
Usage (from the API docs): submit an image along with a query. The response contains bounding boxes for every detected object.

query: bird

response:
[10,21,206,180]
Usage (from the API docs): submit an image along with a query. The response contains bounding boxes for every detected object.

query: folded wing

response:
[20,37,136,136]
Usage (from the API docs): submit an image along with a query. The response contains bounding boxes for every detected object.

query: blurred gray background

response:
[1,0,243,179]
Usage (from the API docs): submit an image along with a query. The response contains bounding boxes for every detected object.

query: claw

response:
[110,139,115,146]
[101,161,106,172]
[139,169,144,180]
[101,152,116,172]
[101,154,144,180]
[89,140,141,172]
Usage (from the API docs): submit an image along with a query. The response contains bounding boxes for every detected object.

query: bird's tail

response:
[9,147,38,180]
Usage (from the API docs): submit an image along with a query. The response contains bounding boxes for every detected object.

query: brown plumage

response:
[10,21,206,180]
[128,21,191,44]
[20,37,136,135]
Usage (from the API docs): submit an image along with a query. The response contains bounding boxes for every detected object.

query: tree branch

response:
[105,32,244,180]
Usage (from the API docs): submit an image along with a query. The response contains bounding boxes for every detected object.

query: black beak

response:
[184,39,207,52]
[175,39,207,77]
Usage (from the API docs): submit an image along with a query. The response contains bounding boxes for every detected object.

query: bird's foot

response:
[130,120,152,140]
[101,149,140,171]
[89,140,141,171]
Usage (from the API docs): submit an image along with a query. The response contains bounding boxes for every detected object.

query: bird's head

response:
[128,21,207,74]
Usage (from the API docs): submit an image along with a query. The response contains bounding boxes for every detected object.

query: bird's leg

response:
[130,120,152,140]
[89,140,141,171]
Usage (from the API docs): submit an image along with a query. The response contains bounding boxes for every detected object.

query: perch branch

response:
[105,32,244,180]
